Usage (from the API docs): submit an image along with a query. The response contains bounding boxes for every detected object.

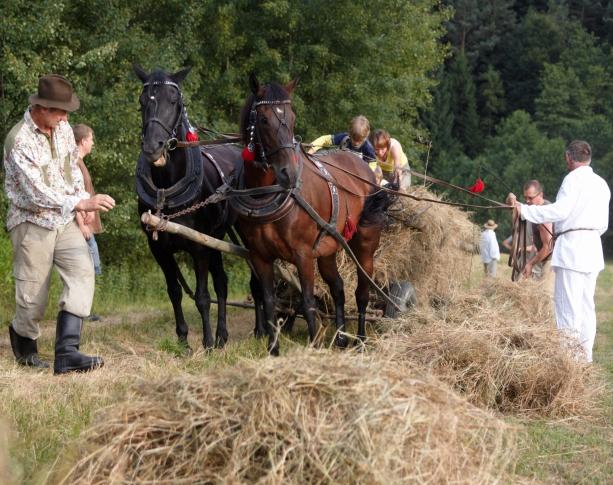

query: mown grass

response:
[1,256,612,483]
[508,258,613,483]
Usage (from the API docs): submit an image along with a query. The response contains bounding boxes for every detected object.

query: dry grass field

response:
[1,195,611,483]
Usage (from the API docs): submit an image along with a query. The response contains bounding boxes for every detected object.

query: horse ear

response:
[133,63,149,83]
[249,72,260,95]
[285,77,299,96]
[171,66,192,85]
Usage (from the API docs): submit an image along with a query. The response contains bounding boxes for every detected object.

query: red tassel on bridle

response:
[185,130,198,142]
[343,215,357,241]
[468,177,485,193]
[242,145,255,162]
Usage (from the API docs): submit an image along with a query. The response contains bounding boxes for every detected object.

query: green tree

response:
[479,65,506,135]
[448,53,481,156]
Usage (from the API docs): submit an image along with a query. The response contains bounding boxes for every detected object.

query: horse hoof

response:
[178,339,193,356]
[254,329,266,339]
[215,336,227,349]
[202,340,215,352]
[335,334,349,349]
[353,339,366,353]
[268,346,280,357]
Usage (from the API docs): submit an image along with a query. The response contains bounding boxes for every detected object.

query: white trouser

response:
[553,267,599,362]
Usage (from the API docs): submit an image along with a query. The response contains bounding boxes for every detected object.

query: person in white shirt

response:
[507,140,610,362]
[479,219,500,277]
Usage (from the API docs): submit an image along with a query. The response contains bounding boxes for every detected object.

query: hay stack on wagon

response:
[54,350,514,484]
[278,186,478,315]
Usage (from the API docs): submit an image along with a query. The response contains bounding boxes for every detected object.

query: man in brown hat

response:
[3,74,115,374]
[479,219,500,277]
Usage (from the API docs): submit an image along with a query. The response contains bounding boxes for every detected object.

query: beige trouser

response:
[10,221,94,340]
[483,260,497,277]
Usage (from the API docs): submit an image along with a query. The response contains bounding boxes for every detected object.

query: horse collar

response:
[135,142,205,211]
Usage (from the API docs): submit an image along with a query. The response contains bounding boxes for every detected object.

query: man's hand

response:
[506,192,522,218]
[522,261,533,279]
[80,225,92,241]
[78,210,94,225]
[76,194,115,213]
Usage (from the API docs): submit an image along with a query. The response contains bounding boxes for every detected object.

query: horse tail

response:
[358,184,398,227]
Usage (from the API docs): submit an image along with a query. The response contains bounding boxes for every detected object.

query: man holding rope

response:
[507,140,610,362]
[521,180,554,296]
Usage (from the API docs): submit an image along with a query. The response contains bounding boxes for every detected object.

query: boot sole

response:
[54,361,104,375]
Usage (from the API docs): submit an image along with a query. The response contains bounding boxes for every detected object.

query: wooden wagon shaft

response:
[141,212,249,258]
[142,212,302,290]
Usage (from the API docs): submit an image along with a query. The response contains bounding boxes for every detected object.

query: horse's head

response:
[240,73,299,189]
[134,64,191,167]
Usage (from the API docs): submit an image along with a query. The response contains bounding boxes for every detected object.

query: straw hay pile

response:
[375,279,604,417]
[310,186,478,312]
[371,186,477,299]
[55,351,514,484]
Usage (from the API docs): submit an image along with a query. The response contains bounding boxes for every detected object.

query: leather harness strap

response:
[310,157,339,250]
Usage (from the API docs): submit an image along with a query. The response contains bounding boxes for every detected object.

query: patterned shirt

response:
[3,109,89,231]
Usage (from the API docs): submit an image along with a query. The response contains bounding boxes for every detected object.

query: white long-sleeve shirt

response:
[479,229,500,263]
[520,165,610,273]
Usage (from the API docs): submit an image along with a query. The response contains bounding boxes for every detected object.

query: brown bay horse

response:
[236,75,392,355]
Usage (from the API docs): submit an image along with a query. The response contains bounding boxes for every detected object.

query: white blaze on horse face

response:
[275,107,283,114]
[153,153,167,167]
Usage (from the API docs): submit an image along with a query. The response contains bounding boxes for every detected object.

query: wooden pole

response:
[141,211,249,258]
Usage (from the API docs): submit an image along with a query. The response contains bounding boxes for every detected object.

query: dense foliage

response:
[427,0,613,242]
[1,0,612,278]
[0,0,449,270]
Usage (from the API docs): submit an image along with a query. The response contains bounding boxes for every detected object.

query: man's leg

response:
[554,268,592,362]
[579,271,599,362]
[54,221,95,318]
[9,223,55,368]
[486,260,497,277]
[52,221,102,374]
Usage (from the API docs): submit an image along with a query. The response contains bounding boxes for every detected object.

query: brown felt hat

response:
[29,74,80,112]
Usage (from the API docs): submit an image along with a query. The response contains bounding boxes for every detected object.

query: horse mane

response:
[239,82,290,145]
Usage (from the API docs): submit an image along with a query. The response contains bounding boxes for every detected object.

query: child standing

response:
[73,124,103,320]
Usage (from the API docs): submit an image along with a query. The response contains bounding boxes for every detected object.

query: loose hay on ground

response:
[54,350,515,484]
[375,280,605,418]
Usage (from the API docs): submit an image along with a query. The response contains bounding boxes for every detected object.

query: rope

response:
[508,208,528,281]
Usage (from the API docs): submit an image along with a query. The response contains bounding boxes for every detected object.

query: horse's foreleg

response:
[295,255,318,345]
[250,256,279,355]
[193,253,214,350]
[149,242,190,349]
[209,250,228,348]
[317,254,347,348]
[249,272,267,338]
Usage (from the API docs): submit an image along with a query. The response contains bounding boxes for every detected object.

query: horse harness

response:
[137,79,235,238]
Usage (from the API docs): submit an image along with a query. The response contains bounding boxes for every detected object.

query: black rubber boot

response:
[54,311,104,375]
[8,324,50,369]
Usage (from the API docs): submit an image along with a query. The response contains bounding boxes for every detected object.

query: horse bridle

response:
[247,97,296,168]
[140,80,186,151]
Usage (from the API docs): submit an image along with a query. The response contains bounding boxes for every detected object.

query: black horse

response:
[134,64,244,351]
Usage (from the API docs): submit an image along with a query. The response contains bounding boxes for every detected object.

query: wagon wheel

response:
[384,280,417,318]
